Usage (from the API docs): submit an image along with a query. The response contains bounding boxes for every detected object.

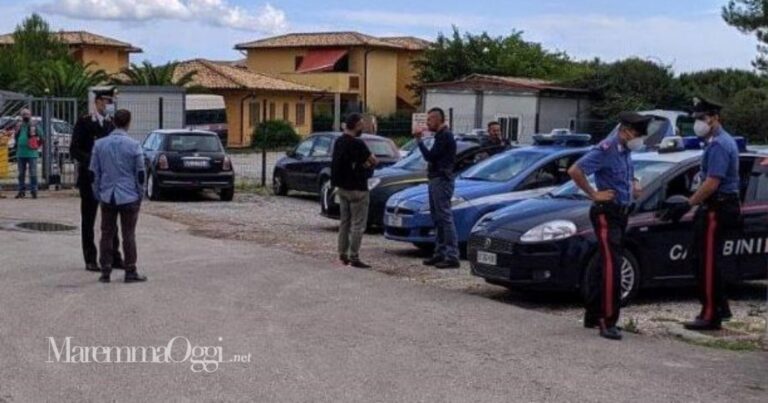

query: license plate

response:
[477,251,497,266]
[184,160,209,168]
[387,215,403,227]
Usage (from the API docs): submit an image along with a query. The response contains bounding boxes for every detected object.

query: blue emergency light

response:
[532,133,592,147]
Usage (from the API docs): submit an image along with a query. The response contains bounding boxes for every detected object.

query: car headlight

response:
[520,220,577,243]
[368,178,381,190]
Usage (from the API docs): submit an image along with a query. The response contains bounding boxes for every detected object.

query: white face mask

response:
[104,103,116,117]
[694,120,711,137]
[627,136,645,152]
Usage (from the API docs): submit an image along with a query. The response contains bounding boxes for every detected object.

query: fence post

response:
[261,122,267,188]
[42,96,53,189]
[448,108,454,130]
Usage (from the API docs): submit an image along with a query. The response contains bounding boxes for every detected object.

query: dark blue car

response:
[468,147,768,304]
[384,136,591,253]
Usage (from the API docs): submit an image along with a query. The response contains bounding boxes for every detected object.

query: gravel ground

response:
[142,190,768,344]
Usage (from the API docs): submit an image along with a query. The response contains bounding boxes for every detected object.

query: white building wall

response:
[423,90,478,134]
[538,96,587,133]
[482,92,538,144]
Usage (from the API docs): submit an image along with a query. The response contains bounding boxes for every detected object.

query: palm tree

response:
[20,60,108,99]
[110,61,197,86]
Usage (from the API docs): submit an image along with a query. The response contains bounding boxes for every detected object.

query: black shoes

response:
[583,316,599,329]
[124,271,148,283]
[599,326,623,340]
[85,263,100,272]
[422,256,443,266]
[434,259,460,269]
[31,191,37,199]
[340,255,350,265]
[683,318,722,331]
[349,260,372,269]
[14,192,25,199]
[99,268,111,283]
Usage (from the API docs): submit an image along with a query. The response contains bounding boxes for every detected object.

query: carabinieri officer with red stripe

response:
[568,111,651,340]
[669,98,741,331]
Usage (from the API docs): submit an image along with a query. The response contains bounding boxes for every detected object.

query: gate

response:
[0,95,79,189]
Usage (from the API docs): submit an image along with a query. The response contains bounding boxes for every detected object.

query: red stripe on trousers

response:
[704,211,717,321]
[598,214,613,320]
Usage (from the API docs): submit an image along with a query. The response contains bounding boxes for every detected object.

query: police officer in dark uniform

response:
[71,89,123,272]
[568,111,651,340]
[667,98,741,330]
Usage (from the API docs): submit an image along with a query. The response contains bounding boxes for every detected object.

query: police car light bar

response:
[532,133,592,147]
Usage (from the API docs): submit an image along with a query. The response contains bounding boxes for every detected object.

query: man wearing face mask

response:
[71,89,123,273]
[667,98,740,330]
[567,111,651,340]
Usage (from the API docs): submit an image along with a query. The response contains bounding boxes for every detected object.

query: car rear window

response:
[168,134,222,152]
[362,139,397,158]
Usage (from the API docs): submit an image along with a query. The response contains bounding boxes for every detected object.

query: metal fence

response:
[0,95,79,190]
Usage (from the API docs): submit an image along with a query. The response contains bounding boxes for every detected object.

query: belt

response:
[594,202,632,216]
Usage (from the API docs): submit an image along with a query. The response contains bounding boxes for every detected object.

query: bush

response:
[723,88,768,144]
[377,112,413,139]
[252,120,301,150]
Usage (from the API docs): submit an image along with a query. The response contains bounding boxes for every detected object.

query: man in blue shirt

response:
[568,111,651,340]
[414,107,460,269]
[89,109,147,284]
[680,98,740,330]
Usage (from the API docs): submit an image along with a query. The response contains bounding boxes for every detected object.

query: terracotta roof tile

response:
[235,31,403,50]
[424,74,588,93]
[379,36,431,50]
[175,59,323,92]
[0,30,142,52]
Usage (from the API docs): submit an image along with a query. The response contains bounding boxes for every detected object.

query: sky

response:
[0,0,759,74]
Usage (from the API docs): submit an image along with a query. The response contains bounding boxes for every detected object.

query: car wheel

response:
[581,249,641,306]
[320,178,333,213]
[147,173,162,201]
[273,172,288,196]
[220,187,234,202]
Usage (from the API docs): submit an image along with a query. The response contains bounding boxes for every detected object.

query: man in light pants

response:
[331,113,377,268]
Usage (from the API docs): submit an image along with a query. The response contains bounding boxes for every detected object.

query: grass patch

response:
[623,317,641,334]
[235,180,272,195]
[684,337,761,352]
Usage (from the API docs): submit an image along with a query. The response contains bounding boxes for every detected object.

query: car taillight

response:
[223,156,232,171]
[158,154,169,170]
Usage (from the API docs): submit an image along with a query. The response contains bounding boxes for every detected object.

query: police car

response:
[384,134,592,252]
[468,138,768,303]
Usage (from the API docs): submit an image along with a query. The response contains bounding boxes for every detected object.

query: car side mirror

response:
[656,195,690,220]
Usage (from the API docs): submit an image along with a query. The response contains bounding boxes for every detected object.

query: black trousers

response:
[585,203,629,328]
[99,200,141,271]
[691,195,741,322]
[79,185,122,267]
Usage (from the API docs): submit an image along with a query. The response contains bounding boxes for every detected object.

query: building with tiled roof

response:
[0,30,141,74]
[176,59,326,145]
[234,31,430,116]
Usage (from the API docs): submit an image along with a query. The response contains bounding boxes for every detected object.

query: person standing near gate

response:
[71,89,123,272]
[415,107,460,269]
[568,111,651,340]
[90,109,147,284]
[13,108,43,199]
[666,98,741,331]
[331,113,377,268]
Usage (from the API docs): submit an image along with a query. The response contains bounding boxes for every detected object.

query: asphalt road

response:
[0,196,766,402]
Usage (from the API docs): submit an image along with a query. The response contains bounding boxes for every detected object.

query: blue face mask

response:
[104,103,116,116]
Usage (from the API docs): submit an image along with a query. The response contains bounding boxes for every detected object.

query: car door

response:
[283,137,315,190]
[303,135,333,192]
[732,157,768,279]
[628,163,701,282]
[517,154,582,191]
[142,132,158,169]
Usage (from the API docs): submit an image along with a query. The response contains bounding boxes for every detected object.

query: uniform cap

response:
[618,111,652,136]
[690,96,723,118]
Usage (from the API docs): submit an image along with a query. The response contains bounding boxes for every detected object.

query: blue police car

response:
[468,141,768,303]
[383,134,592,253]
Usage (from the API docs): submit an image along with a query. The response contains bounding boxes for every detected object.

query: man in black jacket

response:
[414,107,460,269]
[70,89,122,272]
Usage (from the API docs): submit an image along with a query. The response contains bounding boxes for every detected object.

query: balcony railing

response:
[279,72,361,94]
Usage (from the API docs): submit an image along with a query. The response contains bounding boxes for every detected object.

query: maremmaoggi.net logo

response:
[47,336,251,373]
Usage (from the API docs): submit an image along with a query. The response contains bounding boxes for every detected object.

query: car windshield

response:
[362,139,397,158]
[549,160,675,199]
[168,134,222,152]
[392,138,434,171]
[460,150,547,182]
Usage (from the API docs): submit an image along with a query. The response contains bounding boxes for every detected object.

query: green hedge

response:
[252,120,301,150]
